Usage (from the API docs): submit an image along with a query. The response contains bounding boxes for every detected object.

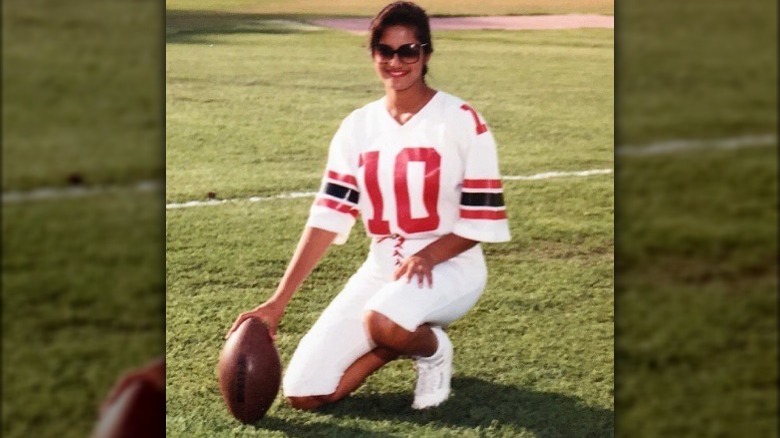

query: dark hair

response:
[369,2,434,76]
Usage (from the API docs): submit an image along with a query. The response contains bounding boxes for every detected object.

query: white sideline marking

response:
[503,169,612,180]
[2,180,161,204]
[4,134,775,207]
[165,169,613,210]
[165,191,318,210]
[618,134,776,156]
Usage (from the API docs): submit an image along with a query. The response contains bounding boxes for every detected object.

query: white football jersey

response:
[306,91,511,245]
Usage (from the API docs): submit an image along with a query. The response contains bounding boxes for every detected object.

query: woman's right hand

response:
[224,228,337,342]
[225,300,284,341]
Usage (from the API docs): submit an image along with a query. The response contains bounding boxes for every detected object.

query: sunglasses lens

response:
[397,45,420,63]
[374,45,394,61]
[372,43,424,64]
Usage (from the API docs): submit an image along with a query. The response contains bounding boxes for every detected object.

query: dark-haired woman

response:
[228,1,510,410]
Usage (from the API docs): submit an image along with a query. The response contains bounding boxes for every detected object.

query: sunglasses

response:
[372,43,428,64]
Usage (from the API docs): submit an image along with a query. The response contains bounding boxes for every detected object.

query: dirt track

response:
[310,15,613,34]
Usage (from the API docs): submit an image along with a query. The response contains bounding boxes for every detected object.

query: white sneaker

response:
[412,327,453,409]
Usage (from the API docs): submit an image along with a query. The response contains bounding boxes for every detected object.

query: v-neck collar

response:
[382,91,440,128]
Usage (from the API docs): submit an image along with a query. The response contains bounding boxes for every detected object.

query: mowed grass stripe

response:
[3,193,165,438]
[166,176,613,437]
[166,27,613,203]
[616,144,777,436]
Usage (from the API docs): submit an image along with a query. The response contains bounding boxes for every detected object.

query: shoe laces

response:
[414,356,442,395]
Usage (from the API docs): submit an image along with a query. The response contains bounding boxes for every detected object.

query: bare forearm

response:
[269,227,337,307]
[226,227,337,339]
[414,233,478,266]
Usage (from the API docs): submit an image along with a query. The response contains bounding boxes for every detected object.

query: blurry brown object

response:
[92,359,165,438]
[67,173,84,185]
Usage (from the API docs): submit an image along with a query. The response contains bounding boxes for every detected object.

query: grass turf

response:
[2,0,164,436]
[2,0,163,191]
[616,0,777,435]
[166,24,613,202]
[2,193,165,437]
[166,178,614,437]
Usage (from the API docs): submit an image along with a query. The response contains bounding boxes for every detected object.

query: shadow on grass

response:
[166,10,330,44]
[258,377,613,437]
[259,416,392,438]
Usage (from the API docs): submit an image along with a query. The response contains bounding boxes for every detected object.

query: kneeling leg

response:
[286,346,399,410]
[364,310,438,358]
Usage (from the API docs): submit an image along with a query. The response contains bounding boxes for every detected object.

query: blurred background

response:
[2,0,164,436]
[2,0,777,436]
[616,0,777,435]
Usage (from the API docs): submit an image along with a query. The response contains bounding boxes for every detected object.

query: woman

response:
[227,1,510,410]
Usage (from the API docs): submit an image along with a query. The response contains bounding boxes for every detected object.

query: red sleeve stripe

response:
[327,170,358,188]
[460,209,507,220]
[316,198,359,218]
[463,179,503,189]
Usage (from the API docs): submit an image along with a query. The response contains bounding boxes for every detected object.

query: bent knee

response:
[364,311,413,350]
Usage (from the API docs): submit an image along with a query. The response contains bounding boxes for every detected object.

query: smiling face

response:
[373,25,430,93]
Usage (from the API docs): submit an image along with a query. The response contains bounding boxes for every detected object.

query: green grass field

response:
[166,11,613,438]
[616,0,777,435]
[2,0,163,191]
[2,0,164,436]
[2,193,164,437]
[166,24,613,202]
[5,0,776,435]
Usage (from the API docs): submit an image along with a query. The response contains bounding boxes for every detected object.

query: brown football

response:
[218,317,281,423]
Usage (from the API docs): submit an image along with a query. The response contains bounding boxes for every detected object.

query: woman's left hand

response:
[393,254,434,288]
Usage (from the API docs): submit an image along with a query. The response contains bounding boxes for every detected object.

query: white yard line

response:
[618,134,776,156]
[165,168,615,210]
[503,169,612,180]
[2,180,161,204]
[3,169,614,208]
[165,191,318,210]
[167,168,614,210]
[3,134,775,207]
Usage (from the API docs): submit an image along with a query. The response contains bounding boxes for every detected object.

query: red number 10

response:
[360,147,441,235]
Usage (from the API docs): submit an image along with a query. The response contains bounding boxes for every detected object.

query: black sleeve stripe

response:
[460,192,505,207]
[325,182,360,204]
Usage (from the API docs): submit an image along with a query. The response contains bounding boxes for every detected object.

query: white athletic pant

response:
[283,235,487,397]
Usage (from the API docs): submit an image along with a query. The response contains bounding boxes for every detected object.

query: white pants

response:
[283,236,487,397]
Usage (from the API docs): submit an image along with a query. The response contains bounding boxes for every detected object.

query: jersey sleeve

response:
[452,105,512,243]
[304,115,360,245]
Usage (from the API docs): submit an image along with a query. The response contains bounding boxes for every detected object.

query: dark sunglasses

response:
[372,43,428,64]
